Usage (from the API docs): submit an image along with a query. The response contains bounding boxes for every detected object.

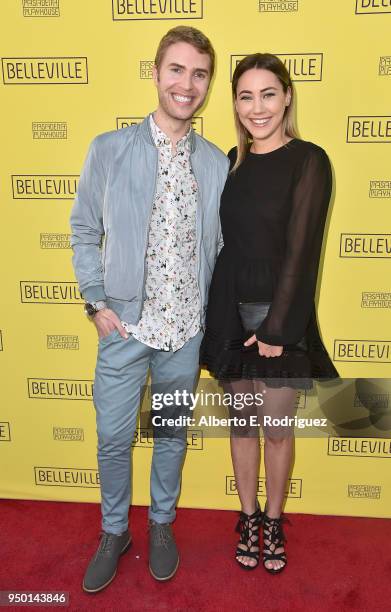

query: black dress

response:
[200,139,340,389]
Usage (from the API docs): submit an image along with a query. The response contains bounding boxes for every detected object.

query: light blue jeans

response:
[93,329,203,535]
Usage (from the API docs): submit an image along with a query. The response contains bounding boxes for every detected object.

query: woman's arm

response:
[255,145,332,347]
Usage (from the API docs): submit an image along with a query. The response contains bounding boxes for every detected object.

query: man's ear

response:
[152,64,159,86]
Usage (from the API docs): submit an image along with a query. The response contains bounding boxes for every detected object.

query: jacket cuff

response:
[81,285,107,303]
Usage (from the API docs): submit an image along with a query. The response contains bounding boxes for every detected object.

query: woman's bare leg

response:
[224,379,261,568]
[257,381,298,571]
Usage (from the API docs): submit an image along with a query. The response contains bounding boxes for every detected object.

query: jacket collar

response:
[138,113,196,153]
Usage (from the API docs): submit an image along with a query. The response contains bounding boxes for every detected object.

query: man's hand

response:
[244,334,283,358]
[93,308,129,340]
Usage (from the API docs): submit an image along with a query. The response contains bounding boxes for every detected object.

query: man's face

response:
[153,41,211,123]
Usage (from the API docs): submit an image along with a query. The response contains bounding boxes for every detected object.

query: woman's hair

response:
[231,53,298,172]
[155,26,215,79]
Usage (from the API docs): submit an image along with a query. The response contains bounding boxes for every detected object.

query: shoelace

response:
[97,532,115,556]
[236,512,261,547]
[263,515,291,544]
[149,523,171,549]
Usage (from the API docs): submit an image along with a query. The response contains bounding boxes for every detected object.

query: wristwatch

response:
[84,300,107,317]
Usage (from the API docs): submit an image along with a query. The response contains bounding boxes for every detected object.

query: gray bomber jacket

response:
[70,115,229,327]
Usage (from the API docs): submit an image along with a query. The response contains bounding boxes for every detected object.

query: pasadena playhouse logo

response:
[47,335,79,350]
[369,180,391,198]
[28,379,93,400]
[132,427,203,450]
[328,436,391,458]
[116,116,203,135]
[34,467,99,488]
[112,0,203,20]
[33,122,67,139]
[361,292,391,308]
[140,60,154,79]
[53,427,84,441]
[2,58,88,85]
[333,340,391,363]
[339,234,391,258]
[20,281,82,304]
[355,0,391,14]
[353,392,389,410]
[348,484,381,499]
[226,476,302,498]
[379,56,391,76]
[12,175,78,200]
[22,0,60,17]
[40,233,71,249]
[258,0,298,11]
[230,54,322,81]
[347,116,391,142]
[0,422,11,442]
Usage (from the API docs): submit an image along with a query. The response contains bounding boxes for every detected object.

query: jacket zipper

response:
[102,228,109,272]
[190,153,204,332]
[137,148,159,322]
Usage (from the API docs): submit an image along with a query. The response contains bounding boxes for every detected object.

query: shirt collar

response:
[149,113,191,152]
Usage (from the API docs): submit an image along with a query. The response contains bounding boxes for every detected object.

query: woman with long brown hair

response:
[200,53,338,573]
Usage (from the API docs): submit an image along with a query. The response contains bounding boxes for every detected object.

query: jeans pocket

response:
[98,329,120,345]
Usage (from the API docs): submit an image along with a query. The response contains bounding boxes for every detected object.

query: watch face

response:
[84,303,96,316]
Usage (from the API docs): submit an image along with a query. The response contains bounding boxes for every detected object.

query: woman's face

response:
[235,68,291,145]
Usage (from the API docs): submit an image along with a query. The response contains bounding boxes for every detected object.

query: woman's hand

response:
[244,334,283,357]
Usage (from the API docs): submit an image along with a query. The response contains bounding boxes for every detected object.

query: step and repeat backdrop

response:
[0,0,390,518]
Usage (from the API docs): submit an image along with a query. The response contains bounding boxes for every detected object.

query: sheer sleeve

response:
[227,146,237,169]
[256,145,332,346]
[217,148,236,253]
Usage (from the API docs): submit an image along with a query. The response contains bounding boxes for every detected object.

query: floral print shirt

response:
[122,113,200,351]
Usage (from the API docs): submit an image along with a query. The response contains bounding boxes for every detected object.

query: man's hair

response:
[155,26,215,78]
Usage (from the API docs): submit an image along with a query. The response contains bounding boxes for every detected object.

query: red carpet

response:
[1,500,391,611]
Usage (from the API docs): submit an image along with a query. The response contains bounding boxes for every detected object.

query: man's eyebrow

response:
[168,62,209,74]
[238,86,278,95]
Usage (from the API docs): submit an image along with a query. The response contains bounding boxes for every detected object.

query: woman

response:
[200,53,339,574]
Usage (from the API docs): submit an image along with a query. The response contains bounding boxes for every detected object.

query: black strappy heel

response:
[262,512,289,574]
[235,502,263,570]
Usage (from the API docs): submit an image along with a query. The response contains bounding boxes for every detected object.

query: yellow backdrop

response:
[1,0,390,518]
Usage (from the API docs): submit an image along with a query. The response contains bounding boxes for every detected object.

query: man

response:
[70,26,229,593]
